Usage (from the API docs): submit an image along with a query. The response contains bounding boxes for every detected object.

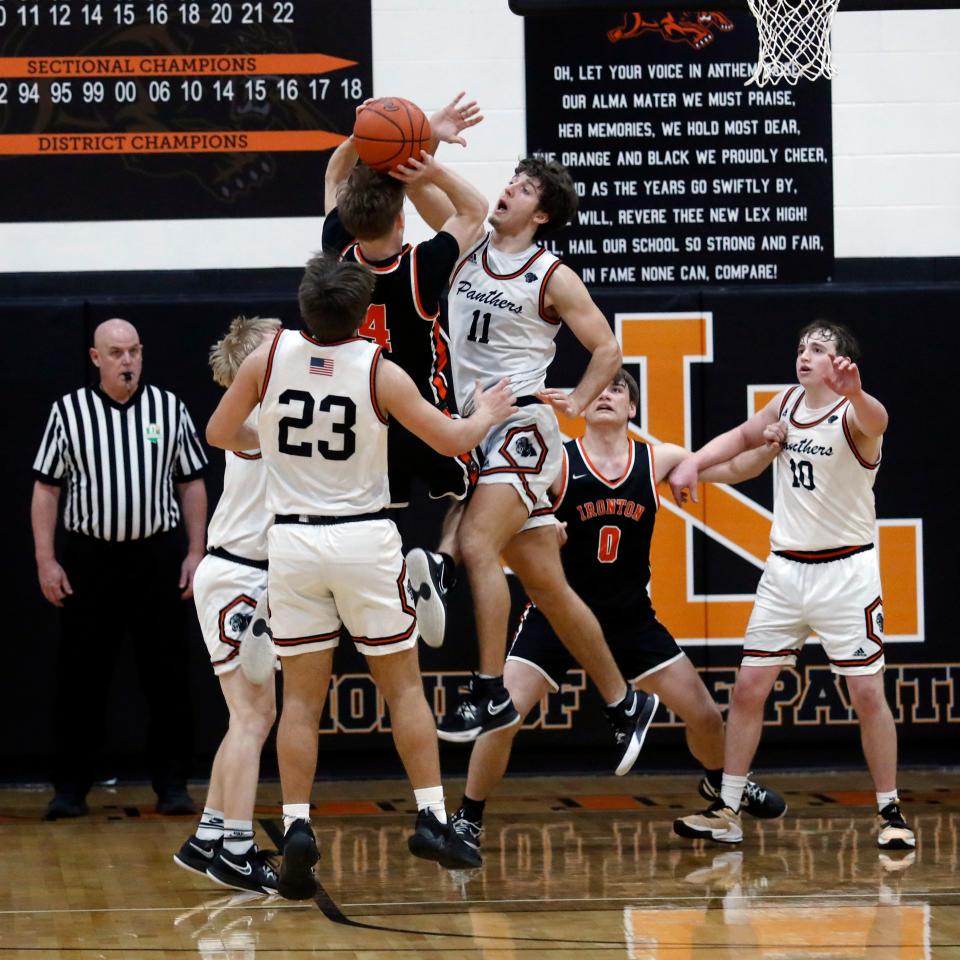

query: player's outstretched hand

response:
[824,355,863,398]
[762,420,787,449]
[389,150,438,184]
[474,378,517,425]
[669,455,700,506]
[430,91,483,147]
[536,388,582,418]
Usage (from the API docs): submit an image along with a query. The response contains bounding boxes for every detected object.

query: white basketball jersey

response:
[206,409,270,561]
[258,330,389,516]
[449,233,563,415]
[771,386,881,552]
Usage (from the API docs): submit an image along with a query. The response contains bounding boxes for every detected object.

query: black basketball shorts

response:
[386,422,478,508]
[507,603,684,691]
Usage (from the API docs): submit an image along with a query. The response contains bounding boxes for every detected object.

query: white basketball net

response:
[746,0,841,86]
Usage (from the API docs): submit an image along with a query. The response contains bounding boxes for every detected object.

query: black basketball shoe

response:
[278,819,320,900]
[450,809,484,867]
[408,809,483,869]
[877,802,915,850]
[603,689,659,776]
[699,775,787,820]
[406,548,450,649]
[437,674,520,742]
[207,845,279,895]
[173,835,222,878]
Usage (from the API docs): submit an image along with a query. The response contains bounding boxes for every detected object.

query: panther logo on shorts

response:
[219,595,258,646]
[515,436,537,458]
[876,610,884,632]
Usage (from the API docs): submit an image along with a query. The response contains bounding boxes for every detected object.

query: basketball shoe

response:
[406,548,451,649]
[173,835,222,877]
[278,819,320,900]
[876,802,915,850]
[698,775,787,819]
[450,808,484,867]
[603,689,659,776]
[437,674,520,742]
[673,799,744,843]
[408,809,483,869]
[207,846,279,895]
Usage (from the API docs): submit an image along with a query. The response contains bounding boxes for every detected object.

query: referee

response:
[31,318,209,820]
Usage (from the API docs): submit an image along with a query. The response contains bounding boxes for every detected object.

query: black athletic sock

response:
[459,795,486,825]
[438,552,458,590]
[705,768,724,791]
[474,675,504,696]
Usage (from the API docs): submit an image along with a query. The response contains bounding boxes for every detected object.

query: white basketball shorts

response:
[192,553,269,676]
[743,546,884,676]
[267,518,418,658]
[476,404,562,531]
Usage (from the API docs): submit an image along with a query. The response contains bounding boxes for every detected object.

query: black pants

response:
[53,530,193,799]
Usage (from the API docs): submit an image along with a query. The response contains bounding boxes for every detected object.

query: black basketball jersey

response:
[553,438,659,616]
[323,208,460,410]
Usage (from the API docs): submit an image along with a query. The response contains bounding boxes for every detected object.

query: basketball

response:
[352,97,432,172]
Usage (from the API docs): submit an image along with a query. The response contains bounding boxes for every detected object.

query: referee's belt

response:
[274,510,389,526]
[772,543,873,564]
[207,546,268,571]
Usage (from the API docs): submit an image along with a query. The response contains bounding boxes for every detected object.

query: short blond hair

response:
[209,315,282,387]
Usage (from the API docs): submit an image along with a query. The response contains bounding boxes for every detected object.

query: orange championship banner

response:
[0,53,356,79]
[0,130,346,156]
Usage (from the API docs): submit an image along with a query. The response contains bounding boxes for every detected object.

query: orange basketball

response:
[352,97,432,173]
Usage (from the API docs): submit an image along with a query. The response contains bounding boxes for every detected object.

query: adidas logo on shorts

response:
[853,647,866,657]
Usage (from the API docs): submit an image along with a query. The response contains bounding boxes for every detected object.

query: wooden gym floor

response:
[1,769,958,959]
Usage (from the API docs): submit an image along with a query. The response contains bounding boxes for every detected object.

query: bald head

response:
[90,318,143,402]
[93,318,140,350]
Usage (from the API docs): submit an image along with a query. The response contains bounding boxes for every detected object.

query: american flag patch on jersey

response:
[309,357,334,377]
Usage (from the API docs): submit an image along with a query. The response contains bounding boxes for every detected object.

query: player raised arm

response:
[669,392,784,505]
[403,91,484,234]
[825,354,888,441]
[376,358,516,456]
[390,151,488,254]
[206,342,271,451]
[536,265,622,418]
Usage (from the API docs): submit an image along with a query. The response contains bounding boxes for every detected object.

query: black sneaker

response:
[877,802,915,850]
[44,794,89,821]
[173,834,222,877]
[408,809,482,870]
[156,789,198,816]
[436,675,520,742]
[406,549,449,649]
[603,689,659,776]
[450,809,483,867]
[207,845,279,895]
[278,819,319,900]
[698,775,787,820]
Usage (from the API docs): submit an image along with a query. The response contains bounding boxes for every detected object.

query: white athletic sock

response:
[196,807,224,841]
[877,790,899,813]
[720,774,748,813]
[283,803,311,833]
[414,786,447,825]
[223,819,255,855]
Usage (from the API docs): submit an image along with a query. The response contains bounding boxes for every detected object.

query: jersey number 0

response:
[277,389,356,460]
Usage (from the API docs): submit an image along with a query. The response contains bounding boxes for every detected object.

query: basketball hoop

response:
[747,0,841,86]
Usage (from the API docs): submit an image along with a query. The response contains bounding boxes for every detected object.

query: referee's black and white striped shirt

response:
[32,384,208,541]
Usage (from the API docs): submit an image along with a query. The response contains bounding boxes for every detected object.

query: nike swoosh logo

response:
[226,859,253,876]
[572,473,587,479]
[487,698,512,716]
[189,843,215,859]
[624,697,638,717]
